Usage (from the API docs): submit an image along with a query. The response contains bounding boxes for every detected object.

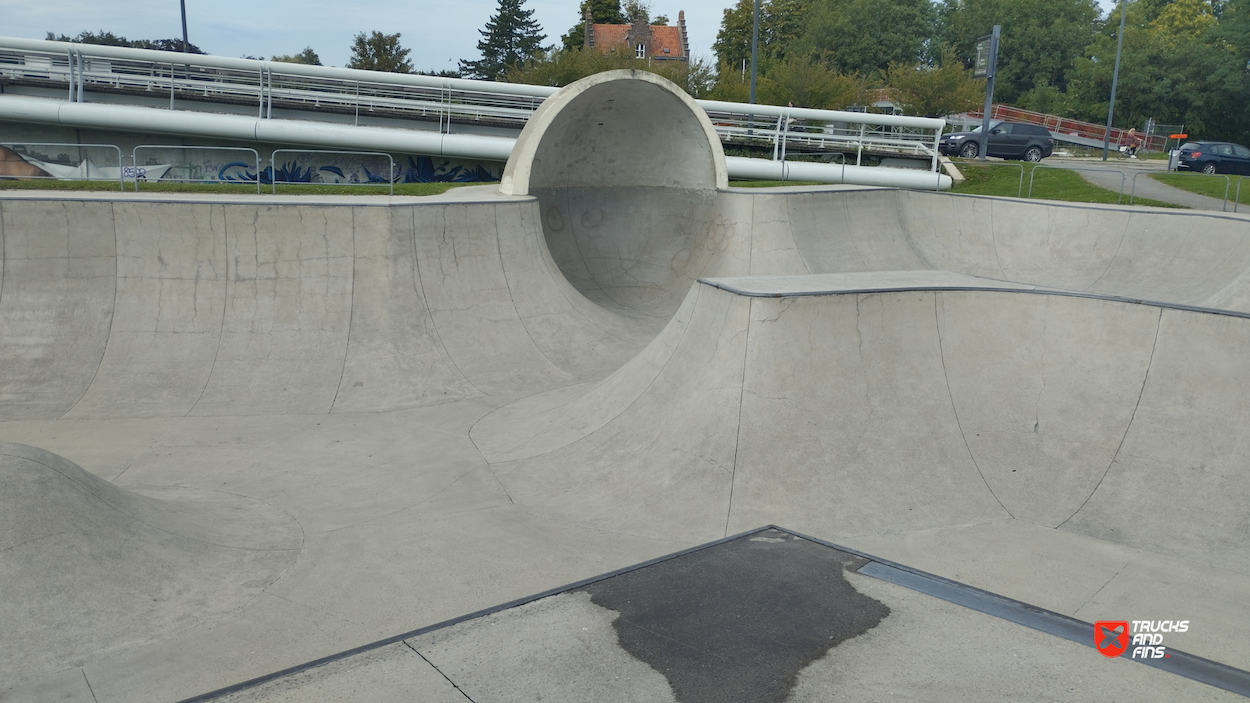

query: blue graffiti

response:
[260,161,317,185]
[397,156,498,184]
[218,161,260,183]
[318,166,346,179]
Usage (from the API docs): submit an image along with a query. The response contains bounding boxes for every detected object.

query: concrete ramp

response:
[776,188,1250,312]
[0,441,300,677]
[0,193,657,421]
[478,274,1250,576]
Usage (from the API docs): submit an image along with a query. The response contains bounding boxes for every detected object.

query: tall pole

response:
[1102,0,1128,161]
[180,0,189,53]
[749,0,759,104]
[977,26,1000,160]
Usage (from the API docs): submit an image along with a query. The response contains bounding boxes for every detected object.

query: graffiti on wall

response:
[151,152,502,185]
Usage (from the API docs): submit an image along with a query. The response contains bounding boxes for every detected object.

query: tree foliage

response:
[46,30,204,54]
[347,31,412,73]
[505,48,716,97]
[707,53,864,109]
[562,0,626,50]
[791,0,937,76]
[886,47,986,117]
[712,0,814,69]
[937,0,1101,104]
[460,0,547,80]
[272,47,321,66]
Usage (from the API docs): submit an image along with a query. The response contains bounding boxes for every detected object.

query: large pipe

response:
[0,95,950,190]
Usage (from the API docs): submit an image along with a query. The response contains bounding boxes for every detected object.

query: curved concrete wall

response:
[0,195,652,420]
[500,70,727,195]
[500,72,740,318]
[477,281,1250,576]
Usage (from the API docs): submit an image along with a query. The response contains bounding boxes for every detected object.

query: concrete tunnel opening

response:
[500,70,732,319]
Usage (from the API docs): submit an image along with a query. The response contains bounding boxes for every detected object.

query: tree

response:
[272,47,322,66]
[505,48,716,97]
[460,0,547,80]
[562,0,625,50]
[46,30,204,54]
[712,0,815,69]
[765,53,863,108]
[886,47,986,117]
[790,0,936,76]
[348,31,413,73]
[624,0,651,22]
[937,0,1101,104]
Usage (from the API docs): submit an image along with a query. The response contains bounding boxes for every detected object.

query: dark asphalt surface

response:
[580,529,890,703]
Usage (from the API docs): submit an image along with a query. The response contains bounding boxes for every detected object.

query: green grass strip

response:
[950,161,1183,208]
[1151,172,1250,207]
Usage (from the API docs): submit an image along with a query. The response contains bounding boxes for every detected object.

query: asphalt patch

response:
[578,528,890,703]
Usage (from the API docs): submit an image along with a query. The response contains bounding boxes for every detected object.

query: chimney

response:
[678,11,689,59]
[584,5,594,49]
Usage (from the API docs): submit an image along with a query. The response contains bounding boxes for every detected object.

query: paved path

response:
[1045,157,1236,210]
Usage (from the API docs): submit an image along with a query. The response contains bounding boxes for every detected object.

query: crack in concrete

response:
[934,293,1014,519]
[405,642,477,702]
[1058,306,1163,530]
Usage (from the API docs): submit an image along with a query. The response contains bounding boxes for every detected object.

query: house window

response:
[636,43,646,59]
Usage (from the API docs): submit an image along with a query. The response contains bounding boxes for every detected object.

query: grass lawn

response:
[950,160,1182,208]
[1151,172,1250,208]
[0,179,487,196]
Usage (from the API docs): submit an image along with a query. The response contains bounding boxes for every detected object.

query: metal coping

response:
[696,279,1250,322]
[174,524,1250,701]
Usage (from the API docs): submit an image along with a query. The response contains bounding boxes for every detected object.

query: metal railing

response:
[0,142,125,190]
[132,145,262,194]
[1029,165,1126,204]
[270,149,394,195]
[1131,171,1231,211]
[1237,176,1247,214]
[0,37,947,174]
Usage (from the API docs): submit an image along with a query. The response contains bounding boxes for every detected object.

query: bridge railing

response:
[0,37,946,170]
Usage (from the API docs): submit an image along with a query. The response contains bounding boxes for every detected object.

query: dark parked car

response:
[1177,141,1250,175]
[939,121,1055,162]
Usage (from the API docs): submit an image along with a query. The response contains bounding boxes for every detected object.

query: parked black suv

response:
[1177,141,1250,175]
[939,121,1055,162]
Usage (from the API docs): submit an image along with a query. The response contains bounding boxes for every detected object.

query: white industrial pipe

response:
[0,94,950,190]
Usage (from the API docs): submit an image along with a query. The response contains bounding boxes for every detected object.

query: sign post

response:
[974,26,1001,160]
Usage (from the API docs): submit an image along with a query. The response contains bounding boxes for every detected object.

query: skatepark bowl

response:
[4,71,1250,702]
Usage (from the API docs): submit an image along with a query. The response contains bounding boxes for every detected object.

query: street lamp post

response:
[180,0,189,53]
[1102,0,1128,161]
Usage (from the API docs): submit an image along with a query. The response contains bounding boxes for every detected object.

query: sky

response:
[3,0,1122,72]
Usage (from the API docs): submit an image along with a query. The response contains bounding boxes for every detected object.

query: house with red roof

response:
[583,9,690,63]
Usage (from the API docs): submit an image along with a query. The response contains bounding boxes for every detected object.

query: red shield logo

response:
[1095,621,1130,658]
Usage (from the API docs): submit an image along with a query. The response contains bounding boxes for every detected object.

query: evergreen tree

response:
[460,0,547,81]
[347,31,413,73]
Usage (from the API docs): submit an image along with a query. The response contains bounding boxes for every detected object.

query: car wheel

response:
[1202,162,1218,175]
[1024,146,1043,163]
[959,141,979,159]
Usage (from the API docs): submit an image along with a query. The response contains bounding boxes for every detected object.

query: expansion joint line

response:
[1059,306,1162,529]
[724,296,752,538]
[405,642,477,702]
[935,294,1014,518]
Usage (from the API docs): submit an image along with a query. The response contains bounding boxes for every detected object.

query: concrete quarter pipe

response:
[3,71,1250,701]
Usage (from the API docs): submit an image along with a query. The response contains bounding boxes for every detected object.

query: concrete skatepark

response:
[3,71,1250,701]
